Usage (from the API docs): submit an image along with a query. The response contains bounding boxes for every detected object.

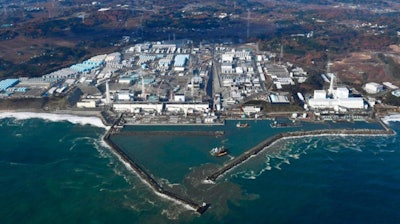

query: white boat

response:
[209,146,228,157]
[236,122,249,128]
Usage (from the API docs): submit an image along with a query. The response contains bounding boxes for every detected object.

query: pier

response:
[206,127,394,181]
[103,115,209,214]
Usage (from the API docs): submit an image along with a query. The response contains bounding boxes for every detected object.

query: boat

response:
[209,146,228,157]
[236,122,249,128]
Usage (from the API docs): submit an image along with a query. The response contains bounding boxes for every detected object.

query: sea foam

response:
[382,114,400,125]
[0,112,108,129]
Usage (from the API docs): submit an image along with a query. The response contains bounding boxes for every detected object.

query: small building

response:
[383,82,399,90]
[221,53,234,63]
[115,92,132,101]
[334,87,349,99]
[364,82,384,94]
[313,90,327,99]
[242,105,261,115]
[269,94,290,104]
[221,62,233,74]
[118,74,138,85]
[158,58,172,70]
[235,66,244,74]
[174,94,185,102]
[77,100,97,108]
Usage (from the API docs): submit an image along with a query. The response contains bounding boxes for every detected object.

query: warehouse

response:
[113,103,163,114]
[0,79,19,92]
[174,54,190,71]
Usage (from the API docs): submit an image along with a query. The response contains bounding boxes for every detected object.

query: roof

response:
[174,54,189,67]
[0,79,19,91]
[269,94,289,103]
[78,85,102,96]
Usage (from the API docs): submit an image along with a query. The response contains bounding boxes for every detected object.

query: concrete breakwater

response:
[103,116,209,214]
[206,127,394,181]
[113,130,224,137]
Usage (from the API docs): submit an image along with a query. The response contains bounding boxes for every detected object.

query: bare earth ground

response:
[0,36,76,63]
[332,51,400,86]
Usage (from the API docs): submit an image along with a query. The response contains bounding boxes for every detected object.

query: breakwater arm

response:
[113,130,224,137]
[103,115,209,214]
[206,128,394,181]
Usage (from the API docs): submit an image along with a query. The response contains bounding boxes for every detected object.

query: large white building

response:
[113,103,163,113]
[308,87,364,110]
[165,103,209,114]
[308,98,364,110]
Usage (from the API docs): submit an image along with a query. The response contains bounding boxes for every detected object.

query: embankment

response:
[113,130,224,136]
[103,115,209,214]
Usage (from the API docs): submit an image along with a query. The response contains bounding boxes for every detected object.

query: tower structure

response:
[141,75,145,97]
[105,80,111,104]
[327,61,337,97]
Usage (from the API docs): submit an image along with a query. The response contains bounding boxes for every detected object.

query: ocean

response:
[0,112,399,223]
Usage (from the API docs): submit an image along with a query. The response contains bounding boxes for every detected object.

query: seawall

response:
[103,115,209,214]
[113,130,224,137]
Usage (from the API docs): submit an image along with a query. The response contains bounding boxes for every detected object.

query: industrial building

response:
[364,82,384,94]
[113,102,164,114]
[269,94,290,104]
[165,103,209,114]
[308,97,365,110]
[242,105,261,115]
[308,75,365,110]
[0,79,19,92]
[77,100,97,108]
[174,54,189,71]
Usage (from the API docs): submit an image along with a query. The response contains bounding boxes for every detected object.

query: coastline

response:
[0,109,109,129]
[102,113,398,215]
[1,110,399,216]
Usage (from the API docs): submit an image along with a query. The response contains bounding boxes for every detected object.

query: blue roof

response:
[174,54,189,67]
[70,60,103,72]
[0,79,19,91]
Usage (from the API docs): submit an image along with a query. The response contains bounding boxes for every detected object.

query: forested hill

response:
[289,0,393,5]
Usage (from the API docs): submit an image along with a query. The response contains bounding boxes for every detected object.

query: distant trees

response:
[383,92,400,106]
[0,30,18,40]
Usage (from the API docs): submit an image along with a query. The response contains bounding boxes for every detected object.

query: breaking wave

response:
[0,112,108,129]
[382,114,400,125]
[233,133,394,180]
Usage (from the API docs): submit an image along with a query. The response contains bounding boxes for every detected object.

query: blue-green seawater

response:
[0,117,399,223]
